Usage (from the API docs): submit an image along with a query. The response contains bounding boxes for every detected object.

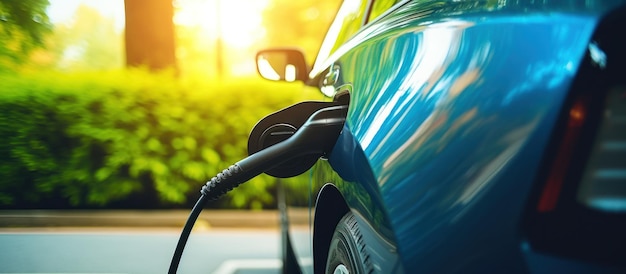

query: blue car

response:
[255,0,626,273]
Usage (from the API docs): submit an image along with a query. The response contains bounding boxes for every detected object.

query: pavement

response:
[0,209,309,230]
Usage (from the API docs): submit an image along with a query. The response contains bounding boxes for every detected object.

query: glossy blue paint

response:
[311,1,622,273]
[270,0,626,273]
[344,15,595,273]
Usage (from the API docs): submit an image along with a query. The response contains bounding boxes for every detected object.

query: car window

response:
[311,0,370,76]
[368,0,403,22]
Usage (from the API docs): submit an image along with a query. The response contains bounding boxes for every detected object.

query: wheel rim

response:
[333,264,349,274]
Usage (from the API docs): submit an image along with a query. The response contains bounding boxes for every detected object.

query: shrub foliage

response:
[0,70,320,209]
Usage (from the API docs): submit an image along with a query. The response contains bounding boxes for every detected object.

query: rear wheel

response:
[325,211,373,274]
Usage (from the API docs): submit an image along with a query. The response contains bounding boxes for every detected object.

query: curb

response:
[0,209,307,228]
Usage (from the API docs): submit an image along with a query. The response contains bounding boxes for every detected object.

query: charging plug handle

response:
[169,104,347,274]
[200,105,348,200]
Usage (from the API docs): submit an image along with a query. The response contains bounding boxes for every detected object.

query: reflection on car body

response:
[257,0,626,273]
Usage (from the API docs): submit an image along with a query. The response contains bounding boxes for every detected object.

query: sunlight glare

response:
[174,0,268,49]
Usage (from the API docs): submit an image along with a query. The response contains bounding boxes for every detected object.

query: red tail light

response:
[537,99,588,212]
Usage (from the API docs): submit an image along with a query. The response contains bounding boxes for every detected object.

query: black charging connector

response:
[247,101,345,178]
[168,103,348,274]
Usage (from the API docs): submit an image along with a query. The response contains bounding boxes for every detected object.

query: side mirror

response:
[256,48,309,82]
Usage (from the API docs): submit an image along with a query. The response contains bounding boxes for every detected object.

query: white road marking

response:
[212,258,282,274]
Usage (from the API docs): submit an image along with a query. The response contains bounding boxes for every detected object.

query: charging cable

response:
[168,105,348,274]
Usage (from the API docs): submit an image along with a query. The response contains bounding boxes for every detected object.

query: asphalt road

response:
[0,228,281,274]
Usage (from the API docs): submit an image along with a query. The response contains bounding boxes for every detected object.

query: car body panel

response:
[337,11,594,274]
[282,0,626,273]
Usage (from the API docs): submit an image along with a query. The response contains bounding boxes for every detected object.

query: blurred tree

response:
[124,0,177,72]
[261,0,340,64]
[0,0,51,67]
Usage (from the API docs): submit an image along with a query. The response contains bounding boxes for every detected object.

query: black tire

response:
[325,211,373,274]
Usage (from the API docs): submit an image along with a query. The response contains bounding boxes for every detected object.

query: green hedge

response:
[0,69,322,209]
